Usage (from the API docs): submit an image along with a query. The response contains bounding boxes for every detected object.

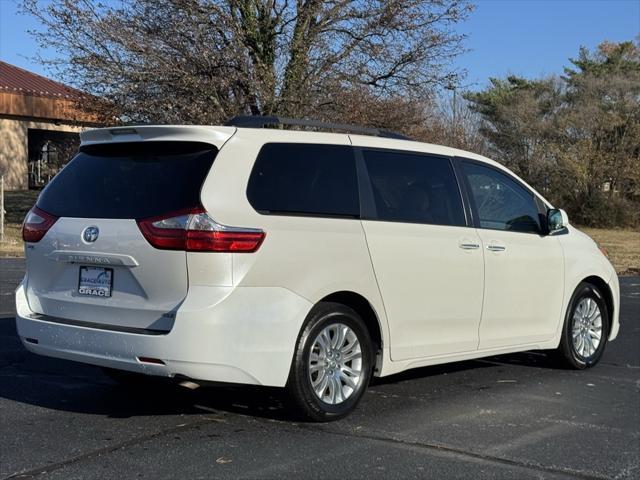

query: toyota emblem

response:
[82,226,100,243]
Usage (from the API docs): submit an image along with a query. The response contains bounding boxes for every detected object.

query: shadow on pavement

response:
[1,312,565,423]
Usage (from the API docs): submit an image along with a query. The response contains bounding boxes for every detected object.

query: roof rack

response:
[224,115,411,140]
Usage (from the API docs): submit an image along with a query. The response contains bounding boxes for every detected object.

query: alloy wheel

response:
[571,297,603,358]
[308,323,363,405]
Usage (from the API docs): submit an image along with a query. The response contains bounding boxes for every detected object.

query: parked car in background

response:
[16,117,620,421]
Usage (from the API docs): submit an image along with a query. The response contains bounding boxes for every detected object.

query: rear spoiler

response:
[80,125,236,149]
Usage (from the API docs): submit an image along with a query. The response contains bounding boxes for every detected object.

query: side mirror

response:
[547,208,569,233]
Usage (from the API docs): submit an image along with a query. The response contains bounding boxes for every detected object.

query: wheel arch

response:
[318,291,384,359]
[580,275,614,325]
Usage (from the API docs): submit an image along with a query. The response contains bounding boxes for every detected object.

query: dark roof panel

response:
[0,61,84,100]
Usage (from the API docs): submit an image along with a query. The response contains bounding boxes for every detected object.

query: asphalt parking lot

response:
[1,257,638,479]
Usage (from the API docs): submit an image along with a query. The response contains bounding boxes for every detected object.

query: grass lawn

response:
[580,227,640,276]
[1,190,639,275]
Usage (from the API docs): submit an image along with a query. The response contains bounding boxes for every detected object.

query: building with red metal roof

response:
[0,61,99,189]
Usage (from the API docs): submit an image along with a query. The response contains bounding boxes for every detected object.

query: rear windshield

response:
[37,142,217,219]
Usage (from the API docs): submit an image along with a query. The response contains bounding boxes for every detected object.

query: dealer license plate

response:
[78,266,113,297]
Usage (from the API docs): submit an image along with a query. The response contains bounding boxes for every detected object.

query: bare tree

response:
[22,0,472,125]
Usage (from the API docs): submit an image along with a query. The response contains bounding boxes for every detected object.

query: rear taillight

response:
[22,207,59,243]
[137,208,265,253]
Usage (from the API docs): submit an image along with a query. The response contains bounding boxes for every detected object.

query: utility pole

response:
[445,84,458,147]
[445,84,457,128]
[0,175,4,243]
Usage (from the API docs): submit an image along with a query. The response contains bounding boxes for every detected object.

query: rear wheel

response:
[287,302,374,421]
[554,282,609,369]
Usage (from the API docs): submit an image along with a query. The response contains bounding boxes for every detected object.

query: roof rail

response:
[224,115,411,140]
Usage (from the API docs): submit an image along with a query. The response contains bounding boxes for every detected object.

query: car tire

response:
[554,282,609,369]
[286,302,374,422]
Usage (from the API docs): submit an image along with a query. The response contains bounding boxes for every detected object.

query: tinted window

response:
[37,142,216,219]
[462,161,541,233]
[362,150,465,226]
[247,143,359,217]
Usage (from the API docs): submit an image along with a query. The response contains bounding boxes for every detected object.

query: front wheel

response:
[287,302,374,422]
[554,282,609,369]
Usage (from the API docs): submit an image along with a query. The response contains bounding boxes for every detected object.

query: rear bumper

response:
[15,281,312,387]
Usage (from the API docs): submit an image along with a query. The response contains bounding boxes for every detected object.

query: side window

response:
[362,150,466,227]
[247,143,359,217]
[461,161,541,233]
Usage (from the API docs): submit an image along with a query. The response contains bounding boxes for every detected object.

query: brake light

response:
[137,208,265,252]
[22,207,59,242]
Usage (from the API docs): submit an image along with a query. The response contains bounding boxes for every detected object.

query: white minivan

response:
[16,117,620,421]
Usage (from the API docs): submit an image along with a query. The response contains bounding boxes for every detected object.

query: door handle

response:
[487,244,506,252]
[459,239,480,250]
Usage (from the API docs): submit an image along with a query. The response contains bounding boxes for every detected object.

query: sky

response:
[454,0,640,89]
[0,0,638,92]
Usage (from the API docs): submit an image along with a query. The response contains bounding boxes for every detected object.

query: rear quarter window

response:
[246,143,359,218]
[37,142,217,219]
